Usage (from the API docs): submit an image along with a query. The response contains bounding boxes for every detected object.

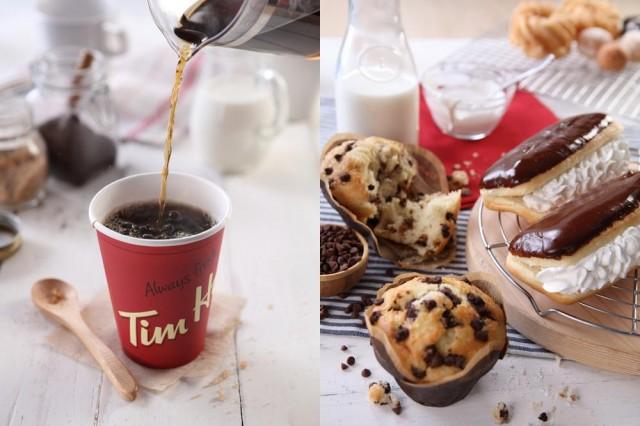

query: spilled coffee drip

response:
[105,201,214,239]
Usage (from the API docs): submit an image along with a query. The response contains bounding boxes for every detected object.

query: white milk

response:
[190,75,275,173]
[335,69,419,145]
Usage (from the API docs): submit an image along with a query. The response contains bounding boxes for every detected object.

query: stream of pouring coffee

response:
[158,45,192,218]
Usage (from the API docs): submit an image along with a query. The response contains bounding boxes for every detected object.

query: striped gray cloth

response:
[319,96,553,359]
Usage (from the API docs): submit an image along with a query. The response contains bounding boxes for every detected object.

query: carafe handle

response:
[259,68,289,139]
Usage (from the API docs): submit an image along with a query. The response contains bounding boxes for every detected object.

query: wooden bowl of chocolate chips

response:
[320,224,369,297]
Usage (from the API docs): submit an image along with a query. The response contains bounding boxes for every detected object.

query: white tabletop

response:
[320,37,640,426]
[0,3,319,425]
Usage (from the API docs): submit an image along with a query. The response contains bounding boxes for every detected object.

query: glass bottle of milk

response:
[335,0,419,145]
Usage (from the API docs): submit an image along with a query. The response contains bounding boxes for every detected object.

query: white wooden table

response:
[320,37,640,426]
[0,4,318,425]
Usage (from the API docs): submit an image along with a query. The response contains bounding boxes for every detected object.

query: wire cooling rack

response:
[444,38,640,123]
[478,147,640,337]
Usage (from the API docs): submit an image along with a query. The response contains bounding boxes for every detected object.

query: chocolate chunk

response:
[340,174,351,183]
[441,223,450,238]
[475,329,489,342]
[440,287,461,306]
[424,345,443,367]
[341,345,348,351]
[341,363,348,370]
[421,276,442,284]
[443,354,466,368]
[470,318,485,331]
[423,299,437,311]
[538,412,548,422]
[411,366,426,379]
[441,309,458,328]
[346,356,355,366]
[395,326,410,342]
[405,301,418,320]
[324,167,333,175]
[334,153,343,162]
[446,212,455,221]
[366,216,380,228]
[391,400,402,415]
[361,368,371,377]
[320,305,329,320]
[368,184,375,191]
[373,297,384,306]
[369,310,382,325]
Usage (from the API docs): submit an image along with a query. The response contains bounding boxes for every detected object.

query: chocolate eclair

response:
[506,172,640,304]
[480,113,629,223]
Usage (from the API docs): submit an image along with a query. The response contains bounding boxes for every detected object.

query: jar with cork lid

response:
[0,98,48,208]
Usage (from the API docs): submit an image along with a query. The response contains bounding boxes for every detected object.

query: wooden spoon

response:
[31,278,138,401]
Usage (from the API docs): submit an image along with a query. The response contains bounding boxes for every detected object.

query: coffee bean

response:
[361,368,371,377]
[346,356,355,366]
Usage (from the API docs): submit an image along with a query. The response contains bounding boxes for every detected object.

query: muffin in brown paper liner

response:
[365,272,508,407]
[320,133,459,269]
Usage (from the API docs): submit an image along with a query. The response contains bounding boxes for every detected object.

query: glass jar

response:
[335,0,419,145]
[27,47,118,186]
[0,98,48,208]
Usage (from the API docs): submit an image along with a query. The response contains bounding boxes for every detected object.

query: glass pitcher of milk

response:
[335,0,419,145]
[189,48,289,174]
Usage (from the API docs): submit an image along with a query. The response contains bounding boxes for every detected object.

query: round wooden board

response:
[466,198,640,375]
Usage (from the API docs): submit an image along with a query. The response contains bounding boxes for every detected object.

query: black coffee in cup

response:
[104,201,214,239]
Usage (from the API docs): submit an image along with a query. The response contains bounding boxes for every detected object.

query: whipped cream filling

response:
[523,137,629,213]
[536,225,640,295]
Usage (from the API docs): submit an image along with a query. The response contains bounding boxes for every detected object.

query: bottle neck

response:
[348,0,402,31]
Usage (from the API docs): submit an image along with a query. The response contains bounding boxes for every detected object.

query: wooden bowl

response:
[320,225,369,297]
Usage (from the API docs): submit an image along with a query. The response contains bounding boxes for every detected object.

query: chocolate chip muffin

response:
[321,134,461,262]
[365,272,507,406]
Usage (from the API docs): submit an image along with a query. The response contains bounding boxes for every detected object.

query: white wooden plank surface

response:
[320,37,640,425]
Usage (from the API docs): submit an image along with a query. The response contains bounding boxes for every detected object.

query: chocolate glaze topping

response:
[481,113,610,189]
[509,172,640,259]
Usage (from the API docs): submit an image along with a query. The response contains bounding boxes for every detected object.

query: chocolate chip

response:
[369,310,382,325]
[373,297,384,306]
[366,216,380,228]
[421,276,442,284]
[423,299,437,311]
[320,225,363,275]
[361,368,371,377]
[349,302,363,319]
[338,291,350,299]
[424,345,443,367]
[391,401,402,415]
[411,366,426,379]
[405,301,418,320]
[441,309,458,328]
[346,356,355,366]
[334,153,343,162]
[467,293,485,307]
[440,286,461,306]
[416,235,428,247]
[441,223,450,238]
[477,306,494,320]
[345,142,355,152]
[340,174,351,183]
[475,329,489,342]
[385,196,392,203]
[470,318,484,331]
[446,212,455,221]
[341,345,348,351]
[324,167,333,175]
[443,354,466,368]
[395,326,409,342]
[320,305,329,320]
[384,268,395,277]
[368,184,375,191]
[399,198,407,208]
[341,363,348,370]
[538,412,548,422]
[382,382,391,393]
[344,304,353,314]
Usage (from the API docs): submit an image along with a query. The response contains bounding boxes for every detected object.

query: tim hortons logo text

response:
[118,272,214,347]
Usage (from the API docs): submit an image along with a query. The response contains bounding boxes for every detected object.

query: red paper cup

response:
[88,172,231,368]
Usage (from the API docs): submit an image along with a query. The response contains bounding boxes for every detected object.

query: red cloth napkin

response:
[419,89,557,209]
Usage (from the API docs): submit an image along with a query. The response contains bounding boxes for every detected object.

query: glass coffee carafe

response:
[147,0,320,58]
